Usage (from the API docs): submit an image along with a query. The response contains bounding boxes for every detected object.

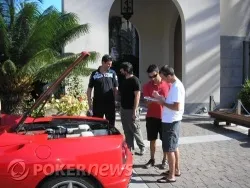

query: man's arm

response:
[162,101,180,111]
[142,84,152,107]
[87,72,95,110]
[112,71,119,96]
[153,89,180,111]
[87,87,93,110]
[132,78,141,119]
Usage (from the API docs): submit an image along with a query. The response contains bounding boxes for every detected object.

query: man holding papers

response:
[143,64,171,169]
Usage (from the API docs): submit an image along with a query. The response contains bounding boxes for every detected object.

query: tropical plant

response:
[0,0,98,115]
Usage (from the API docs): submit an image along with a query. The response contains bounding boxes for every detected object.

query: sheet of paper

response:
[144,96,159,102]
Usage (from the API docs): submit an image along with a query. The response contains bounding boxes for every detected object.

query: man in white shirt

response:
[152,65,185,183]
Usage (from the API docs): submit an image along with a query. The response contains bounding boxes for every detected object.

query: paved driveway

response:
[115,114,250,188]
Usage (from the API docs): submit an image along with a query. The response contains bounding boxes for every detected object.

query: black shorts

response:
[162,121,181,152]
[146,117,162,141]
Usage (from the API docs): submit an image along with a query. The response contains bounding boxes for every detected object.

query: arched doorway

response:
[108,0,184,86]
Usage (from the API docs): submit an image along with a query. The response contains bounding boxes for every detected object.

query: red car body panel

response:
[0,52,133,188]
[0,115,133,188]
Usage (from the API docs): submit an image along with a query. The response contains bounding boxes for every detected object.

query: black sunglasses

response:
[148,74,158,79]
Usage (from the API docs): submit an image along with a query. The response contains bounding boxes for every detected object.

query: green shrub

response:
[238,80,250,109]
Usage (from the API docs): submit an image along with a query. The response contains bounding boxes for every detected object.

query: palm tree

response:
[0,1,98,114]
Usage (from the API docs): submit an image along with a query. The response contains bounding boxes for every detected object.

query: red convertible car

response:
[0,52,133,188]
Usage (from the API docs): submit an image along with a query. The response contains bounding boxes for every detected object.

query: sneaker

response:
[160,160,168,169]
[144,159,155,168]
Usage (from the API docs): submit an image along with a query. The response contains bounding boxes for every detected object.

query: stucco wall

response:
[220,0,250,107]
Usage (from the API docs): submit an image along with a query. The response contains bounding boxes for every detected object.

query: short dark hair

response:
[120,62,133,74]
[159,65,175,77]
[147,64,159,73]
[102,54,112,63]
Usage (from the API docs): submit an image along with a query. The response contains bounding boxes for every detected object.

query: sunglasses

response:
[148,74,158,79]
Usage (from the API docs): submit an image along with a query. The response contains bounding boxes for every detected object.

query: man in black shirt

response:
[87,54,118,127]
[119,62,145,155]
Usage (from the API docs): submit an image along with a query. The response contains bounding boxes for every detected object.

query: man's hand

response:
[152,90,165,104]
[133,90,140,120]
[132,110,136,120]
[152,90,161,98]
[87,87,93,111]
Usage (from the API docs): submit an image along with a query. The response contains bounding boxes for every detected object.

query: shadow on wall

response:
[222,0,250,39]
[182,1,220,113]
[188,0,250,111]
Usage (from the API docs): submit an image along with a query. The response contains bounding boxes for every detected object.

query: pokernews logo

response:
[7,159,29,181]
[7,159,133,181]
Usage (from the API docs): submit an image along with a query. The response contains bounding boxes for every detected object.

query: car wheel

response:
[40,176,98,188]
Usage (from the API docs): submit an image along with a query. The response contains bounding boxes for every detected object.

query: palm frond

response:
[52,24,89,51]
[41,5,56,15]
[19,48,57,76]
[10,2,41,64]
[17,7,59,63]
[0,0,42,28]
[36,51,99,83]
[42,11,89,51]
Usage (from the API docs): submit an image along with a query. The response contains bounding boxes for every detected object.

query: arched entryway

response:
[109,0,184,86]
